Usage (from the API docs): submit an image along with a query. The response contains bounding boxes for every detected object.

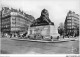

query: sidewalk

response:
[10,37,79,43]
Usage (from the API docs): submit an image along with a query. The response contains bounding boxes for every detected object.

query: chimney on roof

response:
[68,10,72,13]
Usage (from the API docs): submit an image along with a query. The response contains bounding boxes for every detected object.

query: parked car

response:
[51,33,60,41]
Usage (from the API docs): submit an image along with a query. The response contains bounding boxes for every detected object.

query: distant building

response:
[64,10,79,36]
[28,9,59,40]
[1,7,35,37]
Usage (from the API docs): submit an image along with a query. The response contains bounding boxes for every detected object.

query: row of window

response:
[11,12,26,18]
[11,20,30,27]
[11,21,27,26]
[67,20,79,24]
[67,16,79,20]
[2,21,10,25]
[12,16,32,24]
[11,17,30,24]
[2,24,10,28]
[11,23,28,28]
[2,29,10,31]
[67,27,76,29]
[2,18,10,22]
[68,13,79,18]
[67,23,79,26]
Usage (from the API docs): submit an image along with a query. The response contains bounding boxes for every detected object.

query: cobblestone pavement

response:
[0,37,79,54]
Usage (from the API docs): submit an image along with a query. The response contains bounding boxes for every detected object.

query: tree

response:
[58,23,64,36]
[76,26,79,36]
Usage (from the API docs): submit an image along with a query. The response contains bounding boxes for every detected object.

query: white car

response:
[51,33,60,41]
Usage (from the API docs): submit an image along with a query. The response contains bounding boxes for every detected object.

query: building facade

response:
[64,10,79,36]
[1,7,35,37]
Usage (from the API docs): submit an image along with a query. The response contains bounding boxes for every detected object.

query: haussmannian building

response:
[64,10,79,36]
[1,7,35,37]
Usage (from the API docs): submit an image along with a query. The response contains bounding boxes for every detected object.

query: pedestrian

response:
[63,35,64,38]
[10,34,12,38]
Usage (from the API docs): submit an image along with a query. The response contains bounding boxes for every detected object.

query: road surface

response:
[0,37,79,54]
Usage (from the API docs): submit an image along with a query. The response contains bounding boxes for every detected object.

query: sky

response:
[0,0,80,27]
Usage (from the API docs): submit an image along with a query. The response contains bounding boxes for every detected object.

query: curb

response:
[11,38,71,43]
